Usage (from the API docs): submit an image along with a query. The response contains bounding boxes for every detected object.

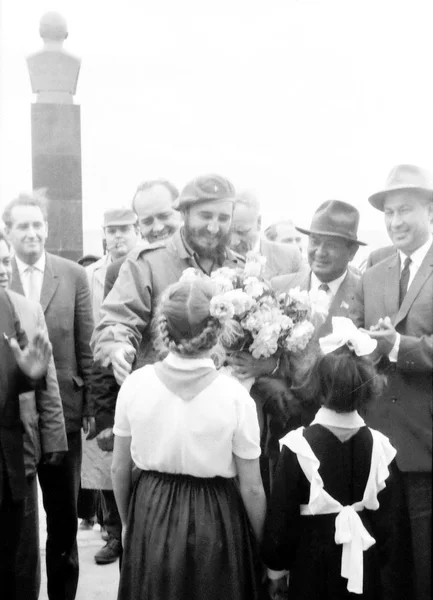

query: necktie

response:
[399,257,412,306]
[26,266,40,303]
[318,283,330,293]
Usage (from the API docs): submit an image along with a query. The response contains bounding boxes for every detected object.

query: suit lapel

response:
[394,244,433,327]
[40,253,59,313]
[10,258,25,296]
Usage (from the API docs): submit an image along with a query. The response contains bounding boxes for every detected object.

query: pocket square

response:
[340,301,349,310]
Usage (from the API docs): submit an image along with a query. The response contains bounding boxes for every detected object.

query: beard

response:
[184,222,231,261]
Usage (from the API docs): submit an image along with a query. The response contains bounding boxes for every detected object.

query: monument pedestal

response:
[31,103,83,260]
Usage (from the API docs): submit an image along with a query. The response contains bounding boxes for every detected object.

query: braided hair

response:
[155,279,221,357]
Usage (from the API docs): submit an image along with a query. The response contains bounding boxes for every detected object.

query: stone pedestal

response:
[31,103,83,260]
[27,11,83,261]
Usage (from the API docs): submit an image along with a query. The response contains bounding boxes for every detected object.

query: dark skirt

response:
[118,470,260,600]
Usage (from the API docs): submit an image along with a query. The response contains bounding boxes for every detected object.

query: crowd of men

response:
[0,163,431,600]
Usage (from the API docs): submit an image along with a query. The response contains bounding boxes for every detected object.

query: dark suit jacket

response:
[260,237,303,280]
[10,253,94,432]
[366,245,397,269]
[350,244,433,473]
[8,290,67,476]
[0,290,35,502]
[271,268,360,337]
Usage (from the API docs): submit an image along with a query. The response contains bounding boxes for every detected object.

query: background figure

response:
[229,190,303,279]
[4,193,94,600]
[350,164,433,600]
[103,178,180,294]
[262,341,413,599]
[84,208,139,565]
[112,279,266,600]
[264,219,304,253]
[0,230,68,600]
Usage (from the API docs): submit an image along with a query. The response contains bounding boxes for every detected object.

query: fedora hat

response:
[368,164,433,211]
[174,174,235,211]
[296,200,366,246]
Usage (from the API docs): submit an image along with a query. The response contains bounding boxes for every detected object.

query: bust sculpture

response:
[26,12,81,104]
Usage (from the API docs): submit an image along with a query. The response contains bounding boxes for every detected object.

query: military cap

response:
[103,208,137,227]
[174,174,236,210]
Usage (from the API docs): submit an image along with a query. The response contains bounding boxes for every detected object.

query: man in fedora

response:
[91,174,244,384]
[272,200,365,336]
[351,164,433,600]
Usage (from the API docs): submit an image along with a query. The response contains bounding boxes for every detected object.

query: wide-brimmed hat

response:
[103,208,137,227]
[368,164,433,211]
[296,200,366,246]
[174,174,235,210]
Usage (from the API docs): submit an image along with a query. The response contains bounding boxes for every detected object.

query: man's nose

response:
[315,243,328,256]
[207,221,220,234]
[390,213,404,229]
[152,219,164,232]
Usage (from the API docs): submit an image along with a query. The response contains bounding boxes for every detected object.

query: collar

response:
[312,407,365,429]
[399,235,432,270]
[311,270,347,296]
[15,252,46,275]
[253,236,261,253]
[164,352,216,371]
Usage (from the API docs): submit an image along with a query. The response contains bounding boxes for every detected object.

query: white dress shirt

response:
[389,235,432,361]
[15,253,46,303]
[310,270,347,298]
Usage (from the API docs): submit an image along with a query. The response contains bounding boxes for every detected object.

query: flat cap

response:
[103,208,137,227]
[174,174,236,210]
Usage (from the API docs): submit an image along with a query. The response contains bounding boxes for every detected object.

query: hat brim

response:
[368,185,433,211]
[295,226,367,246]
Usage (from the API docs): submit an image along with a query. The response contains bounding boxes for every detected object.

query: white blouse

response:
[113,353,261,478]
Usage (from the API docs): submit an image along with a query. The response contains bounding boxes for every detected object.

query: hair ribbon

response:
[319,317,377,357]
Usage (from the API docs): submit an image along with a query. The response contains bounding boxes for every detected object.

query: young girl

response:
[111,279,266,600]
[261,317,413,599]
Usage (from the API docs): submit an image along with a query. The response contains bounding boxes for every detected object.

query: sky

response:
[1,0,432,254]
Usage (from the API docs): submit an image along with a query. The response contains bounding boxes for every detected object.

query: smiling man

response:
[91,174,244,384]
[350,164,433,600]
[272,200,365,337]
[132,179,180,244]
[3,192,93,600]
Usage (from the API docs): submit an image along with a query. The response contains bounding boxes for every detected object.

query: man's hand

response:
[43,451,67,466]
[112,346,136,385]
[226,351,277,380]
[8,329,52,380]
[96,428,114,452]
[361,317,397,356]
[82,416,96,440]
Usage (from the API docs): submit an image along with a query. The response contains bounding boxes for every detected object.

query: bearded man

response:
[91,174,244,384]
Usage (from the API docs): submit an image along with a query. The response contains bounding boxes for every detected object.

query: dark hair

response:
[293,345,382,413]
[2,191,49,228]
[155,279,221,357]
[131,179,179,212]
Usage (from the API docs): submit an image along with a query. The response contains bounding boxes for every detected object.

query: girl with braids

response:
[261,318,412,600]
[112,279,266,600]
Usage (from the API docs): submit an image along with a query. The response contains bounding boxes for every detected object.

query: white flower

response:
[309,288,330,319]
[180,267,203,283]
[287,286,310,310]
[224,289,256,316]
[243,277,266,298]
[250,323,281,358]
[244,252,267,278]
[211,274,234,293]
[210,296,235,321]
[284,320,315,352]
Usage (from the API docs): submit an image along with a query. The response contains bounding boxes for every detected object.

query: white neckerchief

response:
[399,235,432,287]
[310,270,347,297]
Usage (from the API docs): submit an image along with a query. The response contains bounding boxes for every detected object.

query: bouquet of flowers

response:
[180,252,329,363]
